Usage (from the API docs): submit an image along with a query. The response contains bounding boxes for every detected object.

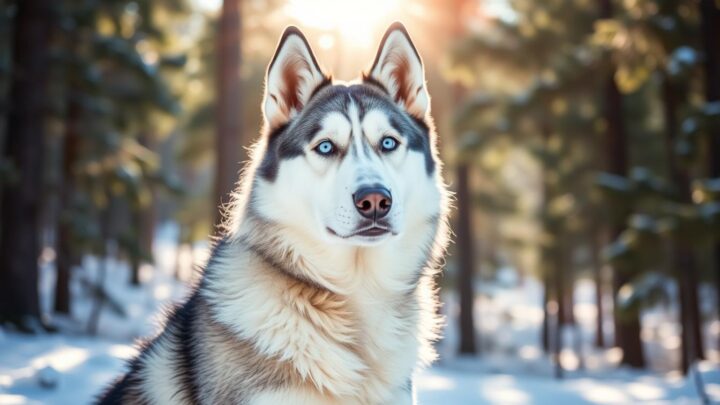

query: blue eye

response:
[315,140,336,156]
[380,136,398,152]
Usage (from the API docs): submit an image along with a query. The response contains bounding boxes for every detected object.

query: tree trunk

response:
[540,125,554,355]
[88,205,112,336]
[214,0,244,230]
[130,251,141,286]
[677,244,698,374]
[130,206,142,286]
[662,77,705,373]
[455,163,477,354]
[598,0,644,367]
[604,74,645,368]
[0,0,51,330]
[554,247,564,379]
[563,269,574,326]
[54,99,81,314]
[699,0,720,353]
[450,0,477,355]
[132,133,156,286]
[593,231,605,347]
[542,270,551,353]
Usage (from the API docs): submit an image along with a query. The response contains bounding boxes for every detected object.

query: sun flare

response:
[285,0,401,48]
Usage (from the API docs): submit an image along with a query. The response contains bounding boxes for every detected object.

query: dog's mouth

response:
[355,226,390,237]
[327,224,396,239]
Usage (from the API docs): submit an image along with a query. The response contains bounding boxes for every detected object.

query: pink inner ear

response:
[388,53,419,110]
[390,54,410,104]
[279,56,310,114]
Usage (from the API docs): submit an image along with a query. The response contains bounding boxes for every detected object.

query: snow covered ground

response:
[1,331,718,404]
[1,227,719,404]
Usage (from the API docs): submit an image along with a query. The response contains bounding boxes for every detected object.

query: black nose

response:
[353,187,392,219]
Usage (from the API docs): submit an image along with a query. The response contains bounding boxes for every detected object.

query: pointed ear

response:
[366,22,429,118]
[263,27,329,129]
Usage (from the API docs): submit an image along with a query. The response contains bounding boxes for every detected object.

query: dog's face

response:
[251,24,442,247]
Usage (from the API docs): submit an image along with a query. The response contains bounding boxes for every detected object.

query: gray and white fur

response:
[97,22,450,405]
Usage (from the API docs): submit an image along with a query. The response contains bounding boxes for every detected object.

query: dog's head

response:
[249,23,443,247]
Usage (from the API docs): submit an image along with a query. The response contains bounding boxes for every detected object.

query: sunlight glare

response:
[0,394,26,405]
[109,344,138,360]
[415,374,455,391]
[285,0,400,48]
[578,384,630,403]
[192,0,222,13]
[560,349,580,371]
[318,34,336,50]
[30,347,88,372]
[626,383,665,401]
[485,388,530,404]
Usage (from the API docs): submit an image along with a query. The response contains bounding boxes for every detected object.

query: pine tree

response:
[698,0,720,352]
[0,0,52,331]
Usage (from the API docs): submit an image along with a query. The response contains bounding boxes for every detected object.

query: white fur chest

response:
[349,285,420,404]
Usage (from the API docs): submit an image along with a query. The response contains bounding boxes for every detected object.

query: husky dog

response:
[98,22,449,405]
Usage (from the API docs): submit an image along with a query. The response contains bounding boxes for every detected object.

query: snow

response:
[1,224,719,404]
[417,365,718,404]
[1,333,718,404]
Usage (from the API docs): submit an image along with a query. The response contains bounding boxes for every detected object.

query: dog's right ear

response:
[263,27,328,130]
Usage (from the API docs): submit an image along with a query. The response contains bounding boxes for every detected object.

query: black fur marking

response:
[95,357,150,405]
[170,294,202,404]
[389,115,435,175]
[404,377,414,393]
[258,81,435,182]
[309,76,333,99]
[96,309,175,404]
[96,293,212,405]
[361,74,390,95]
[257,123,302,181]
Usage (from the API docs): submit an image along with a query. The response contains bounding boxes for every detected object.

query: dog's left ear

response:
[263,27,328,130]
[366,22,429,118]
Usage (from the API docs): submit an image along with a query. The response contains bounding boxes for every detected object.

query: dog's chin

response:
[325,226,397,246]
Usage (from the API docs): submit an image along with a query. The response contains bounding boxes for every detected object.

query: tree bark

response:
[0,0,51,330]
[699,0,720,353]
[455,163,477,354]
[54,99,81,314]
[214,0,244,229]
